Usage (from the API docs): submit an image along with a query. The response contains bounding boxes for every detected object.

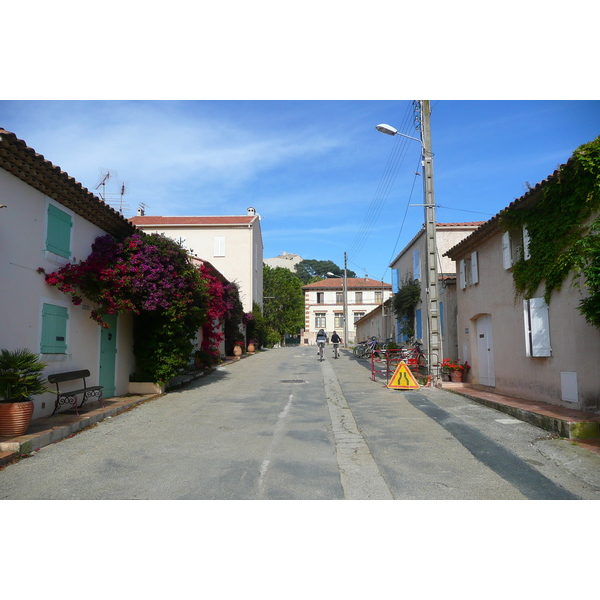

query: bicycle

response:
[318,342,325,362]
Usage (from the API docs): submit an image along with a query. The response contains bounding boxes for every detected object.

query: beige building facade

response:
[389,222,483,360]
[446,177,600,413]
[130,208,264,313]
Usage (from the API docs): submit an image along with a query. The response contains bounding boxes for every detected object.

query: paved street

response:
[2,346,600,500]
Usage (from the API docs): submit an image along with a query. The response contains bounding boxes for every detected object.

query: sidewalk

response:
[0,355,250,468]
[441,381,600,456]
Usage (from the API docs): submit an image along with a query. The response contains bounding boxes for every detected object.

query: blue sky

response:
[2,100,598,282]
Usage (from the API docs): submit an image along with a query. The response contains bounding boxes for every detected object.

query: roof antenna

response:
[95,171,111,202]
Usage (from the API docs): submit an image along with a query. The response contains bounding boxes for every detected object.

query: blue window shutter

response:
[416,308,422,340]
[41,304,68,353]
[392,269,399,293]
[47,204,72,258]
[439,302,445,336]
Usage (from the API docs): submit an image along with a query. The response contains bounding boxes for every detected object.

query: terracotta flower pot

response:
[450,370,463,383]
[0,400,35,437]
[247,343,255,353]
[233,344,242,357]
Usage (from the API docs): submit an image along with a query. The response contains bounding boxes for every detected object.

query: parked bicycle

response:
[353,337,385,359]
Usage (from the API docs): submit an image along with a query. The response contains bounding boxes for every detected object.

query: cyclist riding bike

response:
[316,329,327,361]
[331,331,341,359]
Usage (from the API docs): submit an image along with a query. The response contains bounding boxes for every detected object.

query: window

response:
[353,312,365,323]
[41,303,68,353]
[413,249,421,280]
[336,292,343,304]
[393,269,400,293]
[459,252,479,289]
[334,312,344,328]
[439,301,445,336]
[375,291,383,303]
[315,312,326,328]
[502,231,512,269]
[316,292,324,304]
[46,204,72,258]
[214,236,225,257]
[355,291,363,303]
[523,298,552,357]
[415,308,423,340]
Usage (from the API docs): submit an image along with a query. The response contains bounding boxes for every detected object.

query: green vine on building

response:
[392,274,421,339]
[500,136,600,327]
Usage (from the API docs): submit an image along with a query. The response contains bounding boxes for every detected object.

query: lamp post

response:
[327,263,348,348]
[376,100,441,376]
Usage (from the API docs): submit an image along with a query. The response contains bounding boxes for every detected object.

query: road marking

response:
[320,360,393,500]
[258,394,294,494]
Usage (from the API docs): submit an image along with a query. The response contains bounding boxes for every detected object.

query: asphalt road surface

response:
[2,346,600,500]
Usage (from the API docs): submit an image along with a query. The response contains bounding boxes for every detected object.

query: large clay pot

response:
[247,343,255,353]
[450,370,463,383]
[0,400,35,437]
[233,344,242,357]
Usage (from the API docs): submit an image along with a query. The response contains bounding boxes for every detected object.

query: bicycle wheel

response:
[417,353,428,378]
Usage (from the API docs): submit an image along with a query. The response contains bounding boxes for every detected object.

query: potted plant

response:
[233,340,244,358]
[247,339,257,353]
[0,348,49,437]
[441,358,470,382]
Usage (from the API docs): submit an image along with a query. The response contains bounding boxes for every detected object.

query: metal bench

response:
[48,370,104,416]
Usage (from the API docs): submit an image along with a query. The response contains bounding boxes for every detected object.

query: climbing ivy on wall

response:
[500,136,600,327]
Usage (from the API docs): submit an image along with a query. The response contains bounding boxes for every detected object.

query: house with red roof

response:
[130,208,263,313]
[301,277,392,345]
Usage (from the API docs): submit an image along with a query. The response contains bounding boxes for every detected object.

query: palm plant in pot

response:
[0,348,48,437]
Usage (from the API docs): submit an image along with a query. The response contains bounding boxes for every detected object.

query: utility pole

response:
[420,100,441,373]
[343,252,348,348]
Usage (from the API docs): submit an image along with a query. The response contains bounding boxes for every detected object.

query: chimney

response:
[137,206,145,217]
[247,206,256,216]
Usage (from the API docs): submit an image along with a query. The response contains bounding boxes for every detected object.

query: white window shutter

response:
[413,249,420,280]
[470,251,479,284]
[524,298,552,357]
[459,259,466,289]
[214,236,225,257]
[523,226,531,260]
[502,232,512,269]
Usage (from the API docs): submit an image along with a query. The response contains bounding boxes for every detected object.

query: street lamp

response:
[326,270,348,348]
[376,101,441,377]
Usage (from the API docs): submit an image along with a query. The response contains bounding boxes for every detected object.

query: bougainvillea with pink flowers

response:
[40,233,215,382]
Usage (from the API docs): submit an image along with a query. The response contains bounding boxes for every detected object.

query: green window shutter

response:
[41,304,69,353]
[46,204,72,258]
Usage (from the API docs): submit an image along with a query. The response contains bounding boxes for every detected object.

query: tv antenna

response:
[95,170,130,214]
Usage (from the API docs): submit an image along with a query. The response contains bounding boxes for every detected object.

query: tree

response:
[263,265,305,345]
[294,259,356,284]
[392,274,421,340]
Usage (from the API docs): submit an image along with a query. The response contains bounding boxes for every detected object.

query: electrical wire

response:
[346,102,416,261]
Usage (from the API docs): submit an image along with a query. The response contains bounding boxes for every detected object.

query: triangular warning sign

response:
[388,360,420,389]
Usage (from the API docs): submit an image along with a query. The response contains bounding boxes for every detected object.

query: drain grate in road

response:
[280,379,308,384]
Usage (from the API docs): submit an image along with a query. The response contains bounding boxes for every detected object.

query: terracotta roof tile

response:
[302,277,391,290]
[130,216,255,226]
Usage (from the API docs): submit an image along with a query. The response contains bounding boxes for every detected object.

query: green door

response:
[100,313,118,398]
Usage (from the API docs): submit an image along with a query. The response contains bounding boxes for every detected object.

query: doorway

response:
[476,314,495,387]
[100,313,118,398]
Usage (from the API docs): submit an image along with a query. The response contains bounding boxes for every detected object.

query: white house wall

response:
[0,168,136,420]
[135,224,263,313]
